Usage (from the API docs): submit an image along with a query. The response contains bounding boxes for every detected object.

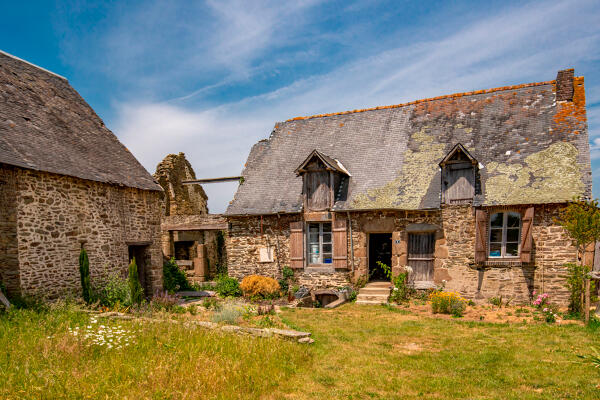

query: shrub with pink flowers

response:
[532,291,550,308]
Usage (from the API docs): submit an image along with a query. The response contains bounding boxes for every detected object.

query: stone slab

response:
[268,328,311,339]
[177,290,216,298]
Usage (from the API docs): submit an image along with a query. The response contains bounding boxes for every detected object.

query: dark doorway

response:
[407,233,435,282]
[369,233,392,281]
[128,245,151,297]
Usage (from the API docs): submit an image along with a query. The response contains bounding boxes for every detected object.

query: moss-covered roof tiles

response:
[226,73,591,215]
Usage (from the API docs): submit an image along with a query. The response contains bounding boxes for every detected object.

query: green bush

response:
[214,275,242,297]
[389,272,413,303]
[128,258,144,305]
[163,257,192,293]
[93,272,130,307]
[79,248,92,304]
[565,263,596,315]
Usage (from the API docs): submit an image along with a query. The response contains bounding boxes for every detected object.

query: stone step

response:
[355,299,389,305]
[365,281,393,288]
[356,294,389,303]
[358,287,392,295]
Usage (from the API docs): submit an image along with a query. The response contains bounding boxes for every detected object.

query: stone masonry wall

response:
[15,168,163,298]
[228,205,578,305]
[227,215,350,288]
[0,164,20,296]
[439,204,577,305]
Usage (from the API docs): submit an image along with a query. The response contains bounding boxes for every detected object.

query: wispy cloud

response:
[56,0,600,211]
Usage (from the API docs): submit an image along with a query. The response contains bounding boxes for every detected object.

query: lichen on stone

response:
[485,142,583,204]
[351,127,445,209]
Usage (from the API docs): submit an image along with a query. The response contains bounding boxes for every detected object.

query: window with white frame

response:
[489,211,521,258]
[307,222,332,264]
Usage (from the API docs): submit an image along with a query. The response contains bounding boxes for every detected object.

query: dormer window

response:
[439,144,477,205]
[295,150,350,212]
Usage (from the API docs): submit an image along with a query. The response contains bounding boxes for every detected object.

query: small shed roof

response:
[0,51,161,191]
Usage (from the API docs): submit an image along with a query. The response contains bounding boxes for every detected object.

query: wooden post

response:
[585,277,590,323]
[0,289,11,309]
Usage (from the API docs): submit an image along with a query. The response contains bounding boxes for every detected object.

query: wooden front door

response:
[407,233,435,281]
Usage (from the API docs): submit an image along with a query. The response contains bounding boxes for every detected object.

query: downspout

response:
[347,211,355,273]
[275,213,281,272]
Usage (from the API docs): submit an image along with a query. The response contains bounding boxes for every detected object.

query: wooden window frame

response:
[488,211,521,259]
[306,222,333,266]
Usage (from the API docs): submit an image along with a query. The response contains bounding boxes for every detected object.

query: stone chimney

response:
[556,68,574,102]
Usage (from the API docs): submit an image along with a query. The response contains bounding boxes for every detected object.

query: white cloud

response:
[110,0,600,211]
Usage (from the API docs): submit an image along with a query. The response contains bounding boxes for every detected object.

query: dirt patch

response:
[392,301,584,325]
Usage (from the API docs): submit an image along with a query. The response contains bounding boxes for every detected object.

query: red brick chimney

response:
[556,68,574,101]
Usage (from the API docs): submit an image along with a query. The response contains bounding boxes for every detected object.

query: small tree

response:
[128,257,144,305]
[79,248,92,304]
[556,198,600,320]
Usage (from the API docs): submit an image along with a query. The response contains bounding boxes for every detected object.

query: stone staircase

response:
[356,281,393,305]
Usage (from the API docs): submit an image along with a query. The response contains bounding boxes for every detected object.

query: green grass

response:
[0,303,309,399]
[1,303,599,399]
[272,305,600,399]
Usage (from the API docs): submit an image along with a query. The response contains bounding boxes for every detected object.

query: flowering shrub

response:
[542,307,559,323]
[532,291,550,308]
[429,291,467,317]
[151,291,180,311]
[67,315,136,350]
[240,275,281,299]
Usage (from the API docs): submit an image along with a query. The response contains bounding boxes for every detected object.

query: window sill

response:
[305,265,336,273]
[482,259,523,267]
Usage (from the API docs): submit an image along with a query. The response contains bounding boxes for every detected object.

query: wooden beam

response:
[182,176,242,184]
[162,222,228,231]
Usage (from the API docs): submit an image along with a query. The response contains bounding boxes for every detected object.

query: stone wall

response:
[227,214,350,288]
[440,204,577,305]
[228,205,579,305]
[0,164,20,296]
[15,168,163,298]
[154,152,208,216]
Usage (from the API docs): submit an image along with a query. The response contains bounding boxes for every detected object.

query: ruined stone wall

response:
[15,168,163,298]
[154,152,208,216]
[0,164,20,296]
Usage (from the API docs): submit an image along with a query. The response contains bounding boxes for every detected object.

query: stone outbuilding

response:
[0,51,163,298]
[225,68,592,306]
[154,153,227,282]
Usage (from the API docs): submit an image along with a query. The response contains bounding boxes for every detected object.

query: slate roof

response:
[226,71,592,215]
[0,51,161,191]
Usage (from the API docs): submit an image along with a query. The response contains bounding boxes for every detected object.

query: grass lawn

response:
[1,303,599,399]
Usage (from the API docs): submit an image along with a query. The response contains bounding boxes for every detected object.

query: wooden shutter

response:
[520,207,534,263]
[332,219,348,269]
[290,221,304,269]
[475,209,488,263]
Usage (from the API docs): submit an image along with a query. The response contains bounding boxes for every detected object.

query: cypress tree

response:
[128,257,144,305]
[79,248,91,304]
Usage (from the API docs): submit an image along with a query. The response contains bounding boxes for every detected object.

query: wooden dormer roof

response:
[294,149,350,176]
[439,143,478,167]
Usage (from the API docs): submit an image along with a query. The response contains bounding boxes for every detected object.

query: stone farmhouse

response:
[226,68,592,305]
[0,51,163,298]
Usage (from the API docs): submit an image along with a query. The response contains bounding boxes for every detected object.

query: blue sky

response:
[2,0,599,212]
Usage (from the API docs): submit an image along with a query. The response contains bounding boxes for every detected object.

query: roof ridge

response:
[286,79,555,122]
[0,50,68,81]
